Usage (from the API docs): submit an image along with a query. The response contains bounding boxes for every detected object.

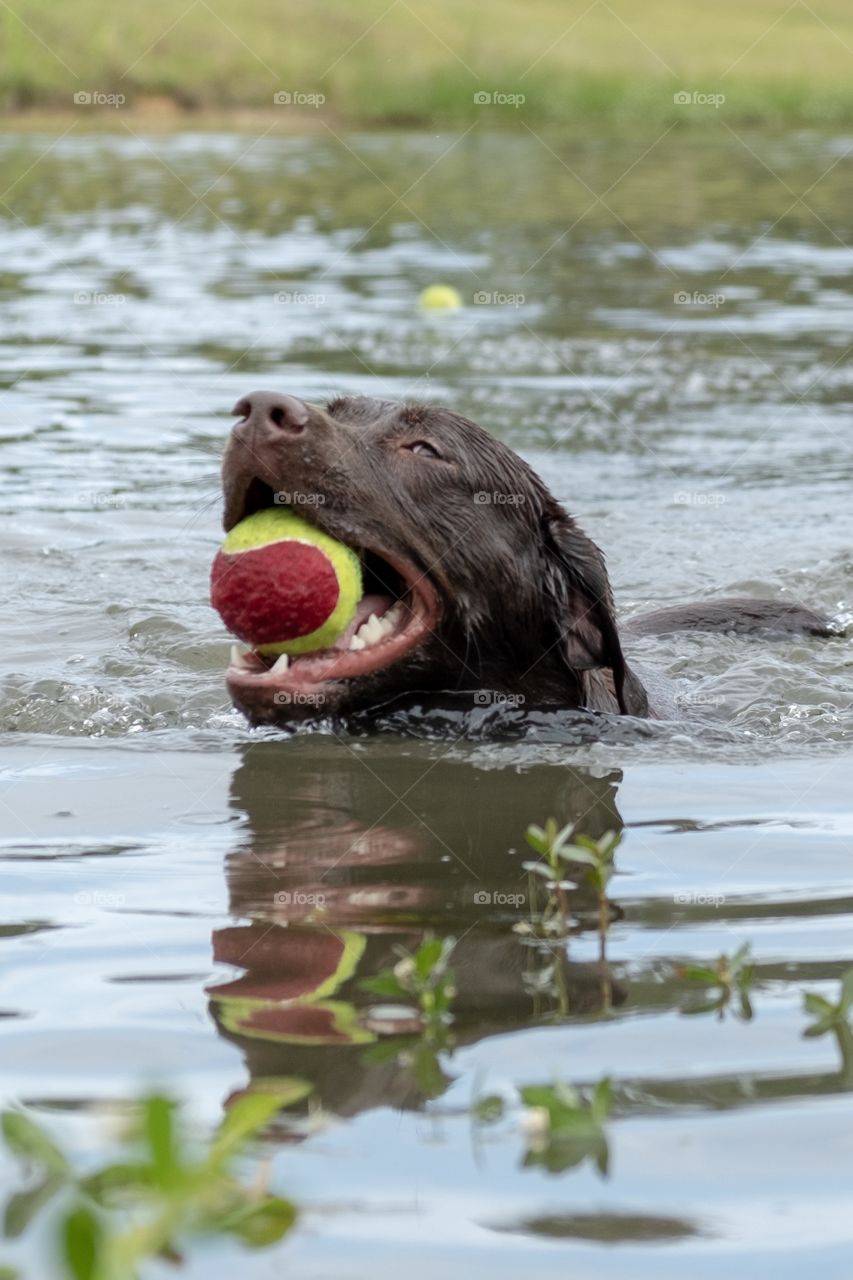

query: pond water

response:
[1,126,852,1277]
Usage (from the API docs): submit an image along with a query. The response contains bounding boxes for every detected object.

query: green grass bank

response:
[3,0,853,126]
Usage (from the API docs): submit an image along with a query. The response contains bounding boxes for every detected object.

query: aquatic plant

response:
[1,1090,297,1280]
[360,933,457,1032]
[524,821,621,1009]
[523,819,577,935]
[803,968,853,1036]
[358,935,458,1099]
[476,1077,613,1176]
[679,942,755,1020]
[802,968,853,1084]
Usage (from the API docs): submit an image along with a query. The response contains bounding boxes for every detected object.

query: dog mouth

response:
[222,480,440,708]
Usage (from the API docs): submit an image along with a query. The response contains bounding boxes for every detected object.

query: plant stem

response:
[556,883,571,940]
[598,889,611,1013]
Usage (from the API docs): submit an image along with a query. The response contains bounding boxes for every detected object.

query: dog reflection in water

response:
[207,744,626,1120]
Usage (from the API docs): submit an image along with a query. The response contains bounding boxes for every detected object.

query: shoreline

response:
[2,100,853,136]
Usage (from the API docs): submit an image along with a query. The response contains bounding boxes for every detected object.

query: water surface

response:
[1,126,851,1276]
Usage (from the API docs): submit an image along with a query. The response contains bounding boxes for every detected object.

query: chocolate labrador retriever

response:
[219,391,832,725]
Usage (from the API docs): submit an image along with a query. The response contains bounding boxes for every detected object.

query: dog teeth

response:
[348,604,405,652]
[363,613,385,645]
[230,644,254,670]
[271,653,290,673]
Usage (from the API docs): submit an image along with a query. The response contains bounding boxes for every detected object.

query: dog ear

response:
[543,512,631,714]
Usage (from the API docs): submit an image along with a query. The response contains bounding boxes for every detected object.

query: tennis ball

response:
[211,508,362,656]
[419,283,462,310]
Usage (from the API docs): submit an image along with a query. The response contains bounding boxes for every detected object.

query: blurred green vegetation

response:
[2,0,853,126]
[1,1091,299,1280]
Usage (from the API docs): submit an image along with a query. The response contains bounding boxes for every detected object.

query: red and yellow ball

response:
[210,508,362,656]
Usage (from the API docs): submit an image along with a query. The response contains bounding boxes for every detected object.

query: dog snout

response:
[222,390,335,530]
[231,389,310,437]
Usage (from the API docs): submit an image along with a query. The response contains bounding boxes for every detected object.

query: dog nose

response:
[231,390,309,435]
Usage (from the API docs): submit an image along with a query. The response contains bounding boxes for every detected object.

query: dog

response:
[219,390,832,726]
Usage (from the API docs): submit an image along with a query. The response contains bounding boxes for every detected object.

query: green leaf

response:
[524,827,548,855]
[596,865,615,889]
[550,823,576,851]
[522,861,557,879]
[591,1077,612,1122]
[803,992,834,1017]
[472,1095,505,1124]
[520,1084,562,1110]
[61,1205,102,1280]
[737,964,755,990]
[413,937,444,979]
[412,1045,448,1099]
[224,1196,297,1247]
[429,987,452,1017]
[840,969,853,1013]
[803,1019,834,1038]
[681,996,726,1016]
[598,830,622,855]
[520,1083,583,1128]
[208,1093,283,1167]
[1,1111,69,1176]
[360,974,406,998]
[550,1111,601,1136]
[4,1173,64,1238]
[681,966,721,985]
[141,1095,178,1189]
[558,848,599,868]
[80,1167,153,1203]
[523,1134,598,1175]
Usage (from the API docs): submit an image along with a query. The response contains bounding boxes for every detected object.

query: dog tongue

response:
[329,594,394,651]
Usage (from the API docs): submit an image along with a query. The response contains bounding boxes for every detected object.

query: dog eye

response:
[405,440,443,460]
